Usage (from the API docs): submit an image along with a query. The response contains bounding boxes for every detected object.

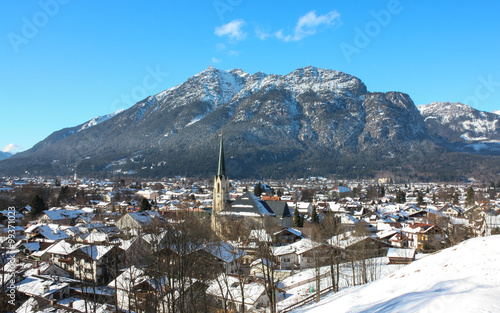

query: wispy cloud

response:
[211,57,222,63]
[275,10,341,42]
[214,19,247,40]
[255,26,272,40]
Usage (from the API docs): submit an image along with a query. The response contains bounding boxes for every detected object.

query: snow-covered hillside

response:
[297,235,500,313]
[78,109,124,132]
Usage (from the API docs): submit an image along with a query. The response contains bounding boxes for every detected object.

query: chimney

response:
[35,261,39,268]
[68,302,73,308]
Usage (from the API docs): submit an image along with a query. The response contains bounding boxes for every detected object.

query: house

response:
[46,241,81,272]
[108,265,204,313]
[186,241,244,275]
[294,202,314,216]
[16,276,70,301]
[116,210,164,233]
[71,245,122,284]
[402,223,445,250]
[283,238,330,270]
[25,224,70,242]
[273,228,303,246]
[328,231,392,259]
[38,208,93,226]
[117,235,152,267]
[0,210,24,224]
[439,204,462,217]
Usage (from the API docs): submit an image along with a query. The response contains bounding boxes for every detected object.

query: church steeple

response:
[212,132,229,235]
[217,132,226,177]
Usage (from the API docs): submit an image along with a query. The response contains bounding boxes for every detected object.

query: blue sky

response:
[1,0,499,152]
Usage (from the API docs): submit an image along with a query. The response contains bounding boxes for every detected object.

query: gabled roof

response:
[196,241,243,263]
[16,276,69,298]
[46,240,81,256]
[272,238,324,256]
[266,201,292,218]
[29,224,70,241]
[78,245,115,261]
[41,208,89,222]
[439,203,461,213]
[221,192,275,217]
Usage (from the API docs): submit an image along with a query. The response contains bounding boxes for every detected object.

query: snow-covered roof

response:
[107,266,147,291]
[16,277,69,298]
[58,296,113,313]
[328,231,371,249]
[220,192,275,217]
[79,245,114,261]
[387,248,416,259]
[272,238,323,256]
[30,224,70,241]
[46,240,81,255]
[207,275,266,305]
[41,208,90,222]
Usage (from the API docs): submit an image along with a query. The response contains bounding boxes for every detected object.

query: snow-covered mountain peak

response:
[418,101,500,149]
[418,101,476,116]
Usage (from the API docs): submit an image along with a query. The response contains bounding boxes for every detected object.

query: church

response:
[211,134,293,236]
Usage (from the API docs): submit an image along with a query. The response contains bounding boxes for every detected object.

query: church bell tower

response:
[212,133,229,232]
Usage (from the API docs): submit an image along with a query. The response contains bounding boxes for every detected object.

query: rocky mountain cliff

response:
[418,102,500,154]
[1,67,498,180]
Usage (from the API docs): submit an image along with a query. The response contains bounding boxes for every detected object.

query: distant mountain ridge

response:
[0,151,12,161]
[1,67,499,180]
[418,102,500,154]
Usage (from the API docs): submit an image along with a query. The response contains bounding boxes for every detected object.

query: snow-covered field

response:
[296,235,500,312]
[278,256,409,311]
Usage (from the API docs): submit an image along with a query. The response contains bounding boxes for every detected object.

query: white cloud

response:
[228,50,239,56]
[214,19,247,40]
[2,143,23,154]
[211,57,222,63]
[276,10,341,42]
[255,27,271,40]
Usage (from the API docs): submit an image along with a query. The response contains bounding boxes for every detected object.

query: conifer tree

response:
[466,186,475,206]
[254,182,262,197]
[311,206,320,224]
[30,195,47,217]
[417,192,424,207]
[140,197,151,211]
[293,207,301,227]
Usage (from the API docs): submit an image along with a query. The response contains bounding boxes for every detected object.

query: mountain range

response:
[1,66,499,180]
[0,151,12,161]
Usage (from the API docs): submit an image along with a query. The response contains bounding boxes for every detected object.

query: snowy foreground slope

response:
[297,235,500,313]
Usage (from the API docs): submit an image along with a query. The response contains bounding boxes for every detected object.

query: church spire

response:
[217,132,226,177]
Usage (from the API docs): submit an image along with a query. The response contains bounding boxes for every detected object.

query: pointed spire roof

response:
[217,132,226,177]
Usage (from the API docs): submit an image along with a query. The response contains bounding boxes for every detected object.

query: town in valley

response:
[1,138,499,312]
